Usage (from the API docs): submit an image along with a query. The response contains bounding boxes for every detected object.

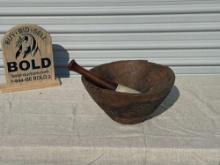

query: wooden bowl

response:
[81,60,175,124]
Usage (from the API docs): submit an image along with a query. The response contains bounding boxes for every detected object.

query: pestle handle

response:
[67,60,118,90]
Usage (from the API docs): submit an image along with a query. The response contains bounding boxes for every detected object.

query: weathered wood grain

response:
[82,60,175,124]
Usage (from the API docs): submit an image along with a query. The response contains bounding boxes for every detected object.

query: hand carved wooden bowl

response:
[82,60,175,124]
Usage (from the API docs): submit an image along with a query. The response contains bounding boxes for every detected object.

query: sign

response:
[0,24,60,93]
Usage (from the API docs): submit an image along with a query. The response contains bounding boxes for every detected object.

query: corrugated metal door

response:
[0,0,220,80]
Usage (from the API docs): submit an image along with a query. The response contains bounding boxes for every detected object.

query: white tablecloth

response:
[0,75,219,165]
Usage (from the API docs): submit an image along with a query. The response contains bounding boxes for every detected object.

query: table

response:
[0,75,219,165]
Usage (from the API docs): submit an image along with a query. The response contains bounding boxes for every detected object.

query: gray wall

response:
[0,0,220,81]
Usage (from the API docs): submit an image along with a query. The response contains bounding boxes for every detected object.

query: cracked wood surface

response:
[0,76,219,165]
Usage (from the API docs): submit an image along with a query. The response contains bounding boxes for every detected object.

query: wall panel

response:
[0,0,220,82]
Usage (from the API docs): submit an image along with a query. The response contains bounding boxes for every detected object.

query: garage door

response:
[0,0,220,81]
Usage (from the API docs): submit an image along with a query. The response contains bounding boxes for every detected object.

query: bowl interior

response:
[90,60,174,94]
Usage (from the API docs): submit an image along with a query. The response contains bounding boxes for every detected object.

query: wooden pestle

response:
[67,60,140,94]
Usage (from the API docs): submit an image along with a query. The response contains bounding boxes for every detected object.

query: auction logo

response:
[15,34,39,59]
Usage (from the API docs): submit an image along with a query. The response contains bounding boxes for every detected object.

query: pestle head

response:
[67,59,79,72]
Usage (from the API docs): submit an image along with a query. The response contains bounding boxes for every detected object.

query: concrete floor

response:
[0,76,219,165]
